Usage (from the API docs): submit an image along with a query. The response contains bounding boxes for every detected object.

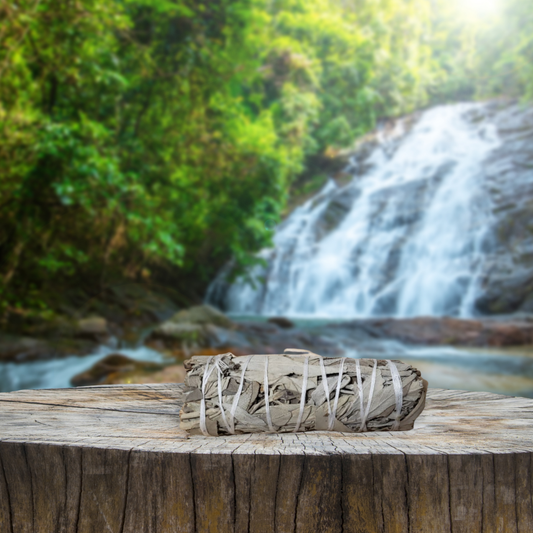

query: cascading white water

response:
[209,102,502,317]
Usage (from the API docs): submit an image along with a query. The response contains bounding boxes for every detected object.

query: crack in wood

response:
[188,452,197,533]
[404,453,411,533]
[0,448,14,533]
[119,448,132,533]
[75,449,84,533]
[0,398,178,416]
[22,443,35,533]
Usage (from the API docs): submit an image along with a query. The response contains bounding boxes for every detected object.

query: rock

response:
[267,317,295,329]
[0,336,57,362]
[471,101,533,314]
[21,316,79,339]
[104,281,179,324]
[76,316,108,338]
[203,324,251,349]
[232,321,342,356]
[0,278,188,365]
[104,364,187,385]
[338,317,533,347]
[152,322,209,345]
[0,315,109,363]
[168,305,234,328]
[475,266,533,314]
[313,185,361,240]
[44,281,180,334]
[70,353,163,387]
[146,304,341,358]
[0,334,95,362]
[147,305,237,353]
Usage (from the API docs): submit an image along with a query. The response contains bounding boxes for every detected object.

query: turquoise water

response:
[0,345,167,393]
[1,316,532,397]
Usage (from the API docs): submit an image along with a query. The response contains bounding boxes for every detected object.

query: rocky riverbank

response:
[3,289,533,390]
[145,305,340,358]
[63,305,343,386]
[0,280,179,363]
[334,316,533,347]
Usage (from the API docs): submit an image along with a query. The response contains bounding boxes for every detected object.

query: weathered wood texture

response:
[1,384,532,532]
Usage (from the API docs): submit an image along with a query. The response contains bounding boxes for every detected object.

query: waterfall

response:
[208,102,504,317]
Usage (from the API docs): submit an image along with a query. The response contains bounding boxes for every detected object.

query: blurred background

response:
[1,0,533,396]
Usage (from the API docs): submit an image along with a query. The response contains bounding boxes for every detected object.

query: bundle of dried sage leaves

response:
[179,349,427,436]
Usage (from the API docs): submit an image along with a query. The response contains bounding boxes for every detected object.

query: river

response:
[2,101,533,397]
[2,318,532,398]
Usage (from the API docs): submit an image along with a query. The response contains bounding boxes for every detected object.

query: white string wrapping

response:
[228,354,253,434]
[200,354,234,436]
[293,356,310,433]
[356,358,377,432]
[319,358,346,431]
[319,358,332,425]
[200,354,389,435]
[264,356,274,431]
[329,358,345,431]
[214,355,232,434]
[387,359,403,430]
[199,357,216,436]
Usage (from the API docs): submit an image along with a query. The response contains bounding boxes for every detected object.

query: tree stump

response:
[1,384,532,533]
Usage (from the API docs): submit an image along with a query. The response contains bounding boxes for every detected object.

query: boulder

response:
[146,305,341,358]
[0,315,110,363]
[267,316,295,329]
[167,305,234,328]
[151,322,209,345]
[104,364,187,385]
[147,305,237,353]
[76,316,109,338]
[70,353,163,387]
[0,336,56,362]
[0,334,95,362]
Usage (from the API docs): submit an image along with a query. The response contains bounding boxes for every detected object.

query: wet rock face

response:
[313,184,361,240]
[474,101,533,314]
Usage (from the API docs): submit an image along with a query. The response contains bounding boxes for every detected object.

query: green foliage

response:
[425,0,533,103]
[3,0,530,311]
[262,0,435,156]
[0,0,289,309]
[475,0,533,100]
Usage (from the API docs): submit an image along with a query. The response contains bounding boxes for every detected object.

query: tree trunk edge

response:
[0,440,532,533]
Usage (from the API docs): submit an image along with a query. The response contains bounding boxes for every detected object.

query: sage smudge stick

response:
[180,349,427,436]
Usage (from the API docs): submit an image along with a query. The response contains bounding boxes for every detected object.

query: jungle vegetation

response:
[0,0,531,313]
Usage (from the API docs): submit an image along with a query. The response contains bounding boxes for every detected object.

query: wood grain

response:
[1,384,532,532]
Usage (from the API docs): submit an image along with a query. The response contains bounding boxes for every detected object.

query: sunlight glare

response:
[459,0,500,17]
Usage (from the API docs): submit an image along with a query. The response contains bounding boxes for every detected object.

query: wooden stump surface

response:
[1,384,533,532]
